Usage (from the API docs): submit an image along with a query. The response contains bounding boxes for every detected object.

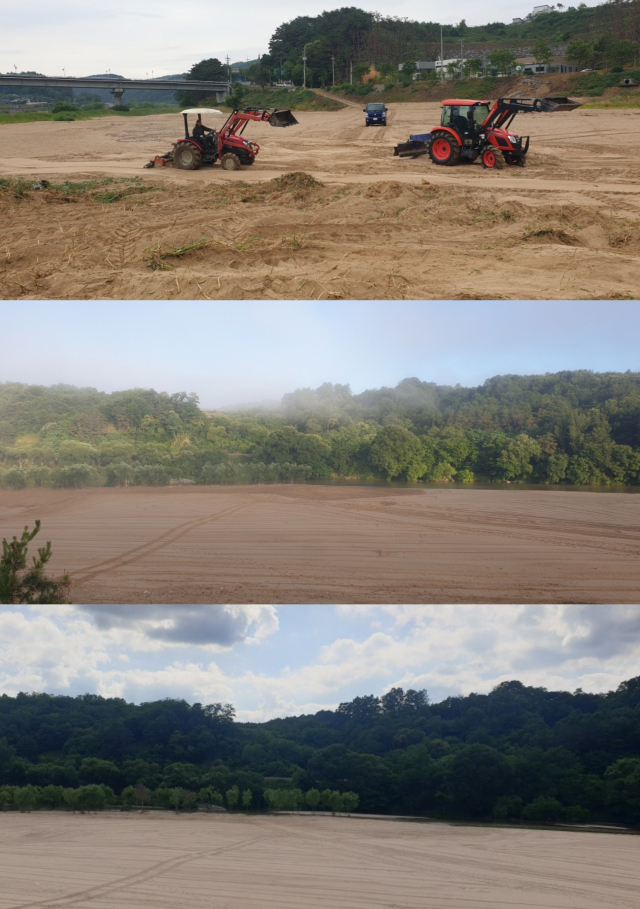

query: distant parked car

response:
[364,102,388,126]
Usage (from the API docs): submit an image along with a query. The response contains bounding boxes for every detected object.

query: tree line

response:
[0,678,639,824]
[1,372,640,489]
[236,3,637,88]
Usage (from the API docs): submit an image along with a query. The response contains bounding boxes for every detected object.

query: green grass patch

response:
[583,89,640,109]
[223,87,345,112]
[0,176,158,204]
[0,103,181,125]
[570,69,640,97]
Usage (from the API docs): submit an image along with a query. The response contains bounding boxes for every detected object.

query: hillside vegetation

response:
[243,3,640,89]
[1,372,640,489]
[0,678,639,823]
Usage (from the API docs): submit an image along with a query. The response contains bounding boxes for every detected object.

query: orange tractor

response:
[146,106,299,171]
[394,96,581,168]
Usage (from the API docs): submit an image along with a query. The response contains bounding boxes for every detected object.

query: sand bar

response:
[0,484,638,603]
[0,812,638,909]
[1,105,639,299]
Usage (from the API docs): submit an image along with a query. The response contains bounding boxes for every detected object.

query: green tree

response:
[107,462,134,487]
[370,426,425,479]
[465,58,484,77]
[1,468,27,490]
[341,791,359,814]
[605,758,640,823]
[177,58,226,106]
[241,788,253,810]
[0,521,70,604]
[499,434,542,480]
[133,783,150,809]
[226,785,240,810]
[608,39,637,69]
[13,785,38,812]
[400,61,417,85]
[566,39,594,69]
[488,50,517,75]
[305,787,321,812]
[532,39,552,67]
[521,796,564,822]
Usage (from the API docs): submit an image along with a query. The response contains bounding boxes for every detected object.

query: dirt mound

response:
[365,181,406,199]
[272,171,323,190]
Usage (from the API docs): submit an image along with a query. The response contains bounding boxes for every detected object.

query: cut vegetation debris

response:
[0,176,156,204]
[146,236,210,270]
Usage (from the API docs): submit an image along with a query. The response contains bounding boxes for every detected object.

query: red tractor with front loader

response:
[147,106,299,171]
[394,96,581,169]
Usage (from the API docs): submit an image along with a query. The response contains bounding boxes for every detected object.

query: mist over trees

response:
[1,372,640,489]
[0,678,639,824]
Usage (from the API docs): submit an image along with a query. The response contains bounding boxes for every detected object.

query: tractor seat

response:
[452,115,469,134]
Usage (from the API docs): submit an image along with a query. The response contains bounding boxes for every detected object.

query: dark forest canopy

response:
[1,372,640,488]
[1,677,639,823]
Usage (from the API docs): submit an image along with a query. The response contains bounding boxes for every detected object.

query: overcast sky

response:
[2,302,639,410]
[2,1,603,79]
[0,605,637,720]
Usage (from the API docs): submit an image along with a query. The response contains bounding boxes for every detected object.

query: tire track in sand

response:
[3,834,263,909]
[70,503,246,583]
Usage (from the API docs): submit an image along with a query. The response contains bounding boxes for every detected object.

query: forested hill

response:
[1,372,639,488]
[1,678,639,823]
[252,2,638,87]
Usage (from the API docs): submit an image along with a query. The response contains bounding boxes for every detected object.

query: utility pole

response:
[350,60,353,85]
[226,55,231,83]
[331,55,335,86]
[440,25,444,82]
[302,44,308,87]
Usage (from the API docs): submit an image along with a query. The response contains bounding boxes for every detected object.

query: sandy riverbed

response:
[1,104,639,299]
[0,484,638,604]
[0,813,638,909]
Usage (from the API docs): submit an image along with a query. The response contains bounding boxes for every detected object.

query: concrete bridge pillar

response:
[110,87,125,106]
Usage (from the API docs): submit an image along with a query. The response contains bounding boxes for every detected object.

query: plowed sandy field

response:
[1,485,638,604]
[1,103,640,300]
[1,813,638,909]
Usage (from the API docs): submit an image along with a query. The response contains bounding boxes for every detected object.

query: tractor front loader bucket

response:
[538,97,583,112]
[269,109,299,127]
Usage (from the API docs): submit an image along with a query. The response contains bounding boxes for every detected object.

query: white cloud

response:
[0,605,638,722]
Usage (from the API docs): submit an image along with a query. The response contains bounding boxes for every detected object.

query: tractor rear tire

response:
[221,153,241,171]
[428,131,461,167]
[173,143,203,171]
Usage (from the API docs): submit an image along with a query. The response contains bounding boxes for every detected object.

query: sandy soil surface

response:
[0,484,638,604]
[1,104,639,300]
[1,813,638,909]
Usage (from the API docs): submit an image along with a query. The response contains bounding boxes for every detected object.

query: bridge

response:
[0,74,230,105]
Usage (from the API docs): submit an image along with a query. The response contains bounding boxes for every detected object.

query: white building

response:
[532,4,553,15]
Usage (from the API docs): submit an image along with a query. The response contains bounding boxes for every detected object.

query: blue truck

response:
[364,102,388,126]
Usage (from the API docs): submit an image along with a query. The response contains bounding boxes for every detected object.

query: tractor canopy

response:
[441,99,491,106]
[181,108,224,115]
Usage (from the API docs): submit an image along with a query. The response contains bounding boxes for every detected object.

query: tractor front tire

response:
[221,153,241,172]
[173,143,203,171]
[428,132,461,167]
[482,148,503,170]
